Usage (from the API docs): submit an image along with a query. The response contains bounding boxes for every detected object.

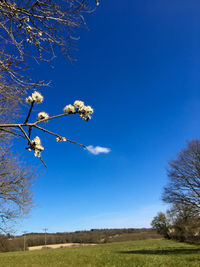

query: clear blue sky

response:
[16,0,200,233]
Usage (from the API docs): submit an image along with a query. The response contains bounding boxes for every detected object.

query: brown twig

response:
[39,157,47,168]
[34,112,75,125]
[24,101,34,124]
[34,125,87,149]
[18,125,32,145]
[0,113,76,128]
[0,128,25,139]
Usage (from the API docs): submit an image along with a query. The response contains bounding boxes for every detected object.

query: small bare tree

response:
[0,0,98,61]
[0,0,99,117]
[0,148,33,233]
[162,139,200,215]
[0,0,98,231]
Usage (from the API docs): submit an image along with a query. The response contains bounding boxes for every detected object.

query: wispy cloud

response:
[76,204,168,230]
[87,145,111,155]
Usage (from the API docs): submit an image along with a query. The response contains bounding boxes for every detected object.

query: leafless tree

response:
[0,0,98,232]
[0,148,34,233]
[162,139,200,215]
[0,0,98,118]
[0,0,97,61]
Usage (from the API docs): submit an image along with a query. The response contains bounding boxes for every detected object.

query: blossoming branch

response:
[0,91,94,167]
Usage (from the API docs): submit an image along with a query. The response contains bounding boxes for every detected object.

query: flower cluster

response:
[63,100,94,121]
[29,136,44,158]
[26,91,43,104]
[74,100,84,109]
[56,137,67,142]
[22,94,93,165]
[63,104,75,114]
[37,112,49,122]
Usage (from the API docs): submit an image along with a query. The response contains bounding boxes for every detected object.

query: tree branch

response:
[0,128,25,139]
[24,101,34,124]
[18,125,31,145]
[34,125,87,149]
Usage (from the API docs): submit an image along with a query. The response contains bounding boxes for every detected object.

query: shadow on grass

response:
[118,247,200,255]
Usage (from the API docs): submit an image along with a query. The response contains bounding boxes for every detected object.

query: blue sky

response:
[15,0,200,233]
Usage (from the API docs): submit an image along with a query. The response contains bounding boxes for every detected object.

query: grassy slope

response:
[0,239,200,267]
[108,232,161,242]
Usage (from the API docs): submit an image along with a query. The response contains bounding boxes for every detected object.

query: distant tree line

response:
[152,139,200,242]
[0,228,160,251]
[24,228,158,246]
[0,234,25,252]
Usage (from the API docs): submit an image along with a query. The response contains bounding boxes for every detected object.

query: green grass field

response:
[1,239,200,267]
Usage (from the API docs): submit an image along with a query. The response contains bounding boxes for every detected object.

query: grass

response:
[1,239,200,266]
[107,231,161,242]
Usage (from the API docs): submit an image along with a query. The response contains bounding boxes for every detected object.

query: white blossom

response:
[32,136,44,157]
[25,96,33,104]
[32,91,43,104]
[74,100,84,109]
[34,150,41,158]
[79,105,87,114]
[33,136,41,145]
[36,144,44,151]
[37,111,49,122]
[85,106,94,114]
[38,32,42,37]
[80,114,87,121]
[56,137,67,142]
[63,104,75,114]
[79,104,94,121]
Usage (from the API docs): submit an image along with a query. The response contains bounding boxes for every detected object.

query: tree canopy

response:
[162,139,200,215]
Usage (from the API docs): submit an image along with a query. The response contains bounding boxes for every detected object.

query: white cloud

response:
[87,145,111,155]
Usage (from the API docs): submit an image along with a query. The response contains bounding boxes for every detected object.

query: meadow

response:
[0,239,200,267]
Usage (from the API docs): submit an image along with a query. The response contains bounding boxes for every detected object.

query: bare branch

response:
[34,112,75,125]
[34,125,87,149]
[24,101,34,124]
[0,128,25,139]
[18,125,31,144]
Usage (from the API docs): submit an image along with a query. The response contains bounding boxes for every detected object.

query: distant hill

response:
[21,228,161,247]
[0,228,161,252]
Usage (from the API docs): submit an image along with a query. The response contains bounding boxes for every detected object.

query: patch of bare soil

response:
[28,243,96,251]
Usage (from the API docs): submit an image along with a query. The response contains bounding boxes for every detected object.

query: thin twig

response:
[34,125,87,148]
[34,125,60,137]
[18,126,31,144]
[0,113,76,128]
[0,123,26,127]
[28,126,32,139]
[34,112,75,125]
[0,128,25,139]
[24,101,34,124]
[39,157,47,168]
